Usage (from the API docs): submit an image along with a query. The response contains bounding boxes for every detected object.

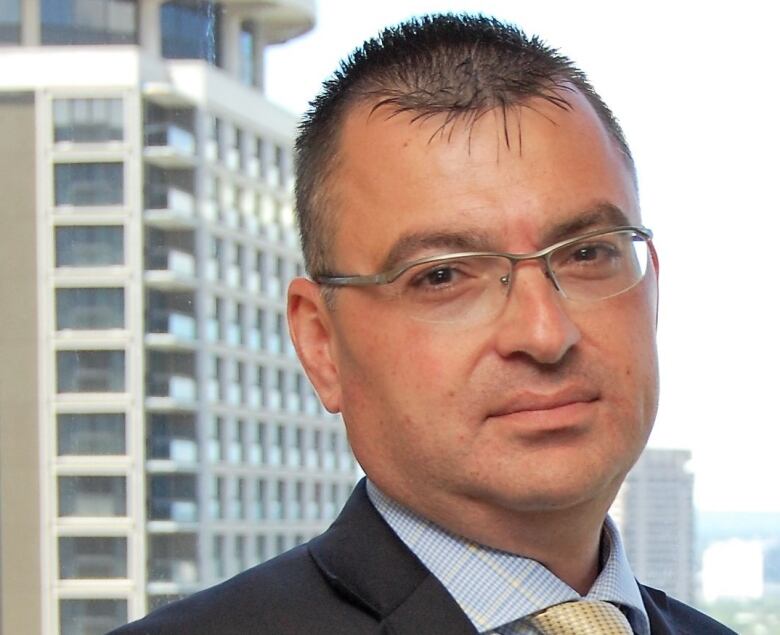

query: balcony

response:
[229,0,315,44]
[145,248,196,289]
[144,123,196,168]
[146,311,197,348]
[145,186,196,228]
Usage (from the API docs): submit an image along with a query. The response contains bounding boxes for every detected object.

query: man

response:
[113,15,733,634]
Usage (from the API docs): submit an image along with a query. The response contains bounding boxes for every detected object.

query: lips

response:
[486,387,599,423]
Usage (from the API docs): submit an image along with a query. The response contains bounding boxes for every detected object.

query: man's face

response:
[296,90,658,524]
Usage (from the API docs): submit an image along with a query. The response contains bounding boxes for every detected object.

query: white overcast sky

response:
[265,0,780,514]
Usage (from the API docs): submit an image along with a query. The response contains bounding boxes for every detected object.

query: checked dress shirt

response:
[366,481,650,635]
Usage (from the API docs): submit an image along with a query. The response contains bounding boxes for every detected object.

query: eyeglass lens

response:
[391,230,650,324]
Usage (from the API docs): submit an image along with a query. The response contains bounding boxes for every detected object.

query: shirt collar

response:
[366,480,650,635]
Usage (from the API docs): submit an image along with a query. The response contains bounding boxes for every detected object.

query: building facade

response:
[0,2,359,634]
[611,448,695,603]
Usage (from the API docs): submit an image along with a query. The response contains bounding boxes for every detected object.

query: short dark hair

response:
[295,13,634,277]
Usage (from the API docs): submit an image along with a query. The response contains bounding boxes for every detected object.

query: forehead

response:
[328,91,638,270]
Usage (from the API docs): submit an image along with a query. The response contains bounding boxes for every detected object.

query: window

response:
[160,1,220,64]
[147,413,197,462]
[60,599,127,635]
[53,98,123,143]
[213,535,225,578]
[41,0,138,45]
[58,413,125,455]
[255,535,266,563]
[148,474,197,522]
[235,535,246,572]
[253,479,265,519]
[58,476,126,517]
[0,0,21,43]
[56,287,124,330]
[239,21,256,86]
[57,350,125,392]
[148,534,198,584]
[211,476,224,519]
[59,536,127,578]
[56,226,123,267]
[55,162,123,207]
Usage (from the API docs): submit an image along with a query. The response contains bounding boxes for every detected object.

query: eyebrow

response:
[540,202,632,245]
[378,201,633,272]
[379,229,496,272]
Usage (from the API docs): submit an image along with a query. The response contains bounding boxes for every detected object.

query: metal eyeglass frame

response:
[314,225,654,293]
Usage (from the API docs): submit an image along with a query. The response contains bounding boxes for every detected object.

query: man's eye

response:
[422,267,456,285]
[570,243,619,263]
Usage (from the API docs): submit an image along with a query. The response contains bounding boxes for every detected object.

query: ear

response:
[287,277,342,413]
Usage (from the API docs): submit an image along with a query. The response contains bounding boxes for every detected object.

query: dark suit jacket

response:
[111,480,735,634]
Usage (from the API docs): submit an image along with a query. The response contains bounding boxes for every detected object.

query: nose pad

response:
[542,258,563,294]
[503,258,563,298]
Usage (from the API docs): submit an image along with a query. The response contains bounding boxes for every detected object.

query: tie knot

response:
[528,600,633,634]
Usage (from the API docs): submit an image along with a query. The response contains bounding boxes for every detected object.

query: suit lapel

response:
[308,479,477,634]
[639,583,675,635]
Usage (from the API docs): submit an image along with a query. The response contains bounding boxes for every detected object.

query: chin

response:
[483,470,624,515]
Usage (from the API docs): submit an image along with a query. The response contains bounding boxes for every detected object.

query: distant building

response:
[611,448,695,603]
[0,2,359,635]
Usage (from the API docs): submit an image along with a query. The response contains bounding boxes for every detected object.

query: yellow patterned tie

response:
[528,600,633,634]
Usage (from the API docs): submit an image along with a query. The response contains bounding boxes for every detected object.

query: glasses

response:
[315,226,654,324]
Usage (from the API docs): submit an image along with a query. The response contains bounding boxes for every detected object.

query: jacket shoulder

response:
[641,584,737,635]
[109,543,377,635]
[665,595,737,634]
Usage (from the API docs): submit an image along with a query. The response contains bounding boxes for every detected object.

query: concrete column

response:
[220,7,242,78]
[21,0,40,45]
[139,0,162,58]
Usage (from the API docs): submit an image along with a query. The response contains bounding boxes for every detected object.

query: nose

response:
[493,265,581,365]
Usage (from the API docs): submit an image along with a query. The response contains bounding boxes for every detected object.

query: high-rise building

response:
[611,448,695,603]
[0,2,359,634]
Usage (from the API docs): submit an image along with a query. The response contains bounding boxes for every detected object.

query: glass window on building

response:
[213,535,225,578]
[253,478,265,519]
[0,0,21,43]
[255,535,266,563]
[56,353,113,396]
[53,97,123,143]
[57,412,125,455]
[58,475,127,517]
[211,476,224,519]
[149,533,198,585]
[41,0,138,45]
[274,534,285,557]
[59,536,127,579]
[235,534,246,573]
[56,287,124,330]
[54,162,124,207]
[57,350,125,392]
[60,598,127,635]
[233,478,245,519]
[55,225,124,267]
[147,413,196,462]
[160,1,221,64]
[149,474,197,522]
[239,21,256,86]
[146,594,187,613]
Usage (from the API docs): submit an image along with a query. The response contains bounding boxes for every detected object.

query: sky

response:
[264,0,780,514]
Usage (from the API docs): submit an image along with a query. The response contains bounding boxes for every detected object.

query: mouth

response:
[486,388,600,433]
